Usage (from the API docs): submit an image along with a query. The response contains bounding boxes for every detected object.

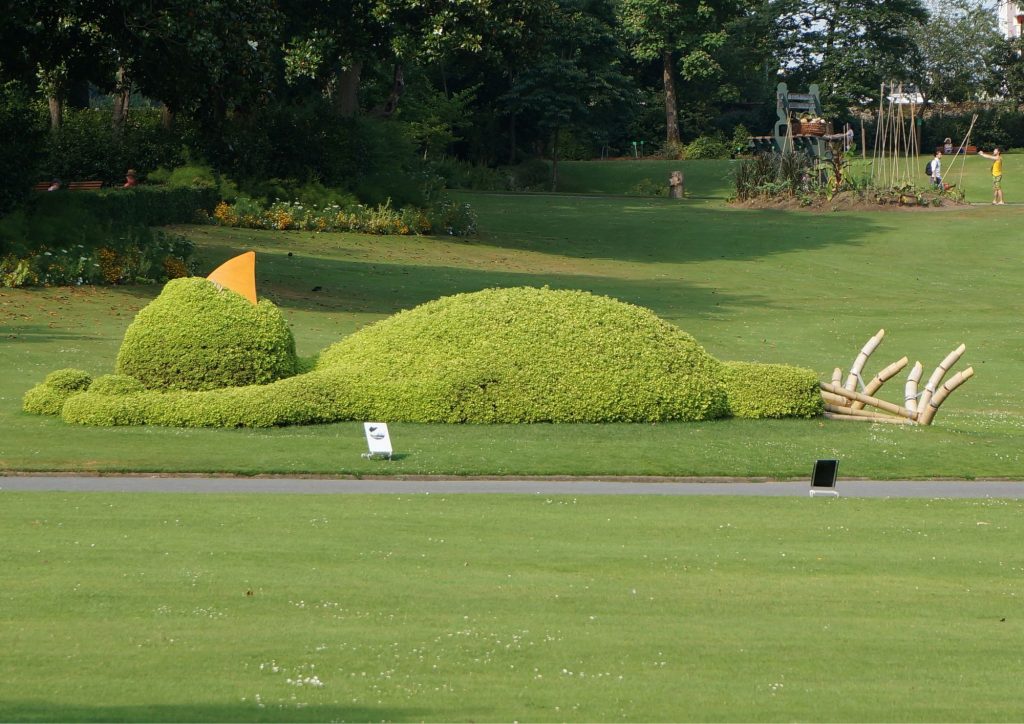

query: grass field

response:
[3,160,1024,723]
[2,493,1023,722]
[3,165,1024,477]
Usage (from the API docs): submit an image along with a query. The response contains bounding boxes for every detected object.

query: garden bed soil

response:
[734,189,971,212]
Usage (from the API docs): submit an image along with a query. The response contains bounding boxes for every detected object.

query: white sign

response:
[362,422,393,459]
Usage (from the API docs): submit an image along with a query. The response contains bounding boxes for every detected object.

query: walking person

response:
[929,151,942,188]
[978,148,1005,204]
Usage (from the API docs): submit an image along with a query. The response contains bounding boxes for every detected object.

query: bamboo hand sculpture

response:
[820,329,973,425]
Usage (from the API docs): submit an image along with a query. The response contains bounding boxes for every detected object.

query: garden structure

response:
[748,83,833,161]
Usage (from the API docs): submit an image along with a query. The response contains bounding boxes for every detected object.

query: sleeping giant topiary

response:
[24,270,825,427]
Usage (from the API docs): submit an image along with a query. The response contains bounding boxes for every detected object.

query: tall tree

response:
[778,0,928,116]
[910,0,1000,104]
[503,0,631,189]
[618,0,750,151]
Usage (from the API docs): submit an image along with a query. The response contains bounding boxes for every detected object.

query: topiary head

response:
[115,277,297,391]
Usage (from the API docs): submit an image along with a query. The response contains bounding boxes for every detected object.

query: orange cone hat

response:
[206,251,257,304]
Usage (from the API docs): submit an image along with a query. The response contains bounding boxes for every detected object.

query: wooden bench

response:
[68,180,104,191]
[33,180,104,191]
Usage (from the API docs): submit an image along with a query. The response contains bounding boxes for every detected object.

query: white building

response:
[998,1,1024,38]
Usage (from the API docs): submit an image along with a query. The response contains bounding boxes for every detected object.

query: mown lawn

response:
[2,161,1023,477]
[2,493,1022,722]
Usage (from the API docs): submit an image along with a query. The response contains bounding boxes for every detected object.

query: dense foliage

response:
[25,285,826,428]
[115,278,298,391]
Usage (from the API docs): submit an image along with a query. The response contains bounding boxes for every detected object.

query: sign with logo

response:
[362,422,393,459]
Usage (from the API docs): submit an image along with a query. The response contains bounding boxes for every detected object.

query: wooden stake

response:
[918,367,974,425]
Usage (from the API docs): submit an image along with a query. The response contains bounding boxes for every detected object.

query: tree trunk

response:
[160,104,174,130]
[378,64,405,117]
[112,66,130,137]
[48,95,63,131]
[509,114,517,165]
[550,127,560,192]
[337,62,363,117]
[662,49,680,146]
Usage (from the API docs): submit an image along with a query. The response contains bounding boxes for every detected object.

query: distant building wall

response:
[999,0,1023,38]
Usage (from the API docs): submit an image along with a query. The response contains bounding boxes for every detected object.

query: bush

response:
[509,159,551,190]
[25,287,828,429]
[684,135,732,160]
[41,107,187,184]
[316,287,730,424]
[720,361,824,419]
[115,277,298,391]
[88,374,146,396]
[0,82,44,216]
[22,368,92,415]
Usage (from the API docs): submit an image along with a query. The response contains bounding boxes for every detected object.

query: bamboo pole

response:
[851,356,908,410]
[826,402,898,419]
[832,367,843,387]
[918,344,966,412]
[821,390,850,406]
[845,329,885,391]
[905,361,924,414]
[918,367,975,425]
[825,411,914,425]
[820,381,918,421]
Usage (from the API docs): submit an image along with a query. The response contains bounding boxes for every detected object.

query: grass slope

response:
[1,493,1021,722]
[2,162,1024,476]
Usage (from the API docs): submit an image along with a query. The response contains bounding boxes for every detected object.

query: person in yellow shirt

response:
[978,148,1004,204]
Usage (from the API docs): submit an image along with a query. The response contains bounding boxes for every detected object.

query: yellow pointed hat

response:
[207,251,257,304]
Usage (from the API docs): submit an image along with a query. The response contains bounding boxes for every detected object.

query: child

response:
[123,169,138,188]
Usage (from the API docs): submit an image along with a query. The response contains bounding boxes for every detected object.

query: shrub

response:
[88,374,146,396]
[0,82,43,216]
[509,159,551,190]
[22,368,92,415]
[684,135,732,160]
[115,277,298,391]
[720,361,824,419]
[316,287,730,424]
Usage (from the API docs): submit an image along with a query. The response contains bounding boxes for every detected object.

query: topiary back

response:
[317,287,729,423]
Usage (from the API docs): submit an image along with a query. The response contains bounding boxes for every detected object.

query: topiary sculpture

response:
[22,253,830,428]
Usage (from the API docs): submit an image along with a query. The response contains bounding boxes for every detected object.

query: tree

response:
[778,0,928,116]
[502,0,631,189]
[911,0,1001,104]
[984,36,1024,106]
[618,0,751,150]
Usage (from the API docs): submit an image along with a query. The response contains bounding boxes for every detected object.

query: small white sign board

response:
[362,422,393,460]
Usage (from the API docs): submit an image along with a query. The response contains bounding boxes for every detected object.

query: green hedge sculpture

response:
[24,283,822,427]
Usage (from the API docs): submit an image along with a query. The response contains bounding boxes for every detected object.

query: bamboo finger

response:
[919,344,965,412]
[852,356,908,410]
[918,367,974,425]
[845,329,885,391]
[905,361,923,414]
[820,381,918,421]
[824,411,914,425]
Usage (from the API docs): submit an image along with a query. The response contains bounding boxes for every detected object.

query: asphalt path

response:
[2,475,1024,498]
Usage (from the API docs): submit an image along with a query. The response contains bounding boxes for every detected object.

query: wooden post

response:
[669,170,685,199]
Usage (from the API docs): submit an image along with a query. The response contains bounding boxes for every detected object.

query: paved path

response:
[2,476,1024,498]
